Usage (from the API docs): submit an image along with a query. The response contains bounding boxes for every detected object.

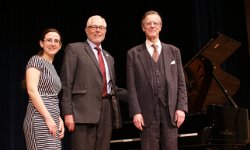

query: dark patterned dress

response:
[23,55,62,150]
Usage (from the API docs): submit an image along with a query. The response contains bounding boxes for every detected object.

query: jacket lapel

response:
[161,44,171,84]
[103,50,114,81]
[137,45,154,91]
[84,44,102,76]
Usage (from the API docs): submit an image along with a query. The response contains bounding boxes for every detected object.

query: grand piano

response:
[110,33,249,150]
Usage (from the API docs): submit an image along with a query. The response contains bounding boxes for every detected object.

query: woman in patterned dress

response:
[23,28,65,150]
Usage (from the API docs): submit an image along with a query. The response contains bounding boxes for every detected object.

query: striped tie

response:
[152,44,159,62]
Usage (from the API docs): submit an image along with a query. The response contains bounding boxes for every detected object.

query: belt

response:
[102,94,112,99]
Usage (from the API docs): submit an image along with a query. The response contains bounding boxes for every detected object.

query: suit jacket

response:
[127,42,188,127]
[60,41,125,125]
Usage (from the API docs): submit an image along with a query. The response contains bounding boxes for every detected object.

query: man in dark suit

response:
[60,15,126,150]
[126,10,188,150]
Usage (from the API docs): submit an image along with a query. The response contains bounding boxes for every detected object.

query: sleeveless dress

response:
[23,55,62,150]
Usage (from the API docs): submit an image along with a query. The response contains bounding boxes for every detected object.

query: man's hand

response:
[64,115,75,132]
[175,110,185,128]
[133,114,144,131]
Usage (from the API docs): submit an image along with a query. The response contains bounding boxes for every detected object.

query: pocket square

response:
[170,60,176,64]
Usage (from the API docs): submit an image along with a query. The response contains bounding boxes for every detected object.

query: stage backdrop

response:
[1,0,249,149]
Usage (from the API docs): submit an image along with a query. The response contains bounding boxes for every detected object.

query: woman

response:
[23,28,65,150]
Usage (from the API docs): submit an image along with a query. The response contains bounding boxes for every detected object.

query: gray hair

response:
[86,15,107,28]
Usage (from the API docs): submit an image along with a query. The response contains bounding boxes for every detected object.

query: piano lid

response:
[184,33,241,113]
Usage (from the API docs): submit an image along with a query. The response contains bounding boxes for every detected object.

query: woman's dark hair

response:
[40,28,62,41]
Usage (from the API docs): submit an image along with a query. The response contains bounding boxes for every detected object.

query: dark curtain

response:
[1,0,249,149]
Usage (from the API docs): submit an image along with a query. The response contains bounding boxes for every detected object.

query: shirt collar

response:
[145,39,161,50]
[87,39,103,51]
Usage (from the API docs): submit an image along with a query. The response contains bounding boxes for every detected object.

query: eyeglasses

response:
[88,25,106,31]
[144,21,161,26]
[44,38,61,44]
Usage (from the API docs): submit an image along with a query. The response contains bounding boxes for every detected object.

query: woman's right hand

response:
[45,116,57,138]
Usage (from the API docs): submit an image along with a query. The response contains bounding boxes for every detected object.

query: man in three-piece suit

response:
[127,10,188,150]
[60,15,126,150]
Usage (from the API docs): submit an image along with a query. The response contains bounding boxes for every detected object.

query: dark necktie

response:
[95,47,107,97]
[152,44,159,62]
